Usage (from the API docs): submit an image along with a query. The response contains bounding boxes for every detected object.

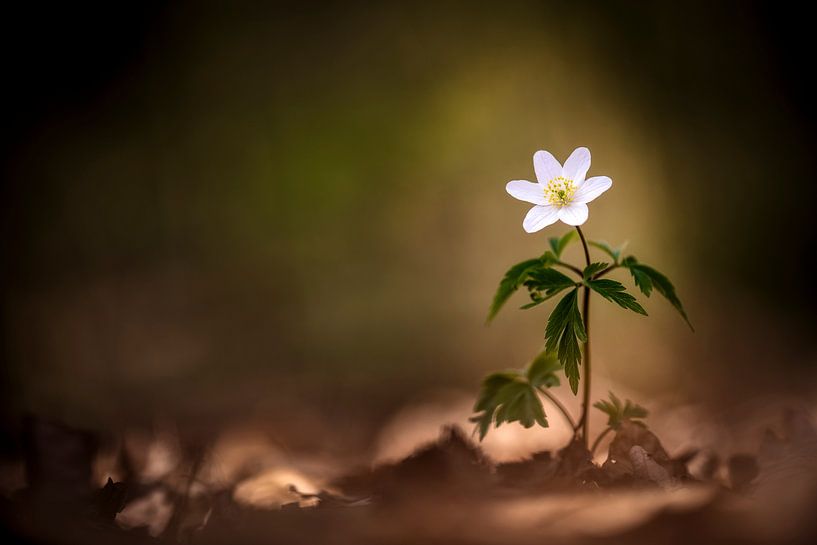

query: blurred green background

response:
[2,2,816,450]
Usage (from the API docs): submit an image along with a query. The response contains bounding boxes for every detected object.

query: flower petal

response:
[506,180,546,205]
[562,147,591,184]
[523,205,560,233]
[572,176,612,204]
[558,203,589,226]
[533,150,562,184]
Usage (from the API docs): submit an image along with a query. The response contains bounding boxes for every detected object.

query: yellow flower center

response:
[544,176,576,207]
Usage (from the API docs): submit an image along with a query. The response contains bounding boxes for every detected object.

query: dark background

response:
[2,1,816,460]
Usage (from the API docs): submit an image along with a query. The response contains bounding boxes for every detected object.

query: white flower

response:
[505,147,612,232]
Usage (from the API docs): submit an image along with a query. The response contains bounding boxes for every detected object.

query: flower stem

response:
[536,386,578,433]
[590,426,613,457]
[575,226,592,448]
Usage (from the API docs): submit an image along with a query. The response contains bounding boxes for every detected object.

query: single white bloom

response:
[505,147,612,232]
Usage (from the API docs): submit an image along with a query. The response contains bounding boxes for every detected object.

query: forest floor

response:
[2,409,816,545]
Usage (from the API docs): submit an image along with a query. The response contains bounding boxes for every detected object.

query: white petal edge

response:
[562,147,591,184]
[506,180,547,205]
[572,176,612,204]
[558,203,589,226]
[533,150,562,184]
[523,205,560,233]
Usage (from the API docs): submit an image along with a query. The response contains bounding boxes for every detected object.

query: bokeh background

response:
[2,1,816,465]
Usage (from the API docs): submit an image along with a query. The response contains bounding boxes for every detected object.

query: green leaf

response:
[545,289,586,394]
[526,268,577,292]
[496,382,546,428]
[487,253,562,321]
[526,351,561,389]
[589,240,627,263]
[470,351,565,440]
[471,372,515,439]
[473,372,518,412]
[628,265,653,296]
[549,230,577,258]
[587,278,648,316]
[622,257,693,330]
[583,262,609,280]
[470,370,548,440]
[522,268,577,309]
[487,258,543,321]
[593,391,648,429]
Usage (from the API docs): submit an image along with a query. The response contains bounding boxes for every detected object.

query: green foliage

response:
[586,278,648,315]
[582,262,609,279]
[593,391,648,429]
[487,258,546,321]
[470,352,562,440]
[545,289,586,394]
[549,230,577,258]
[622,257,693,330]
[521,268,578,309]
[485,238,692,441]
[488,251,581,317]
[526,351,562,389]
[589,240,626,263]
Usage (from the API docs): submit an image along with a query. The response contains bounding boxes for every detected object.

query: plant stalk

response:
[594,263,619,279]
[575,225,592,447]
[590,426,613,456]
[555,260,584,277]
[537,386,578,432]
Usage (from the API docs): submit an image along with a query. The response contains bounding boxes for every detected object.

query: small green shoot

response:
[593,391,648,430]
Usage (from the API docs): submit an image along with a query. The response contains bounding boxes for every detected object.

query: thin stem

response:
[590,426,613,456]
[576,226,591,267]
[575,226,592,447]
[593,263,620,279]
[555,261,584,277]
[536,386,578,432]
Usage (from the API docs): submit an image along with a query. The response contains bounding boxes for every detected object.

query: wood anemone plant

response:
[471,148,692,451]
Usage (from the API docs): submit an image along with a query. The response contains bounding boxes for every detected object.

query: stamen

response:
[544,176,576,206]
